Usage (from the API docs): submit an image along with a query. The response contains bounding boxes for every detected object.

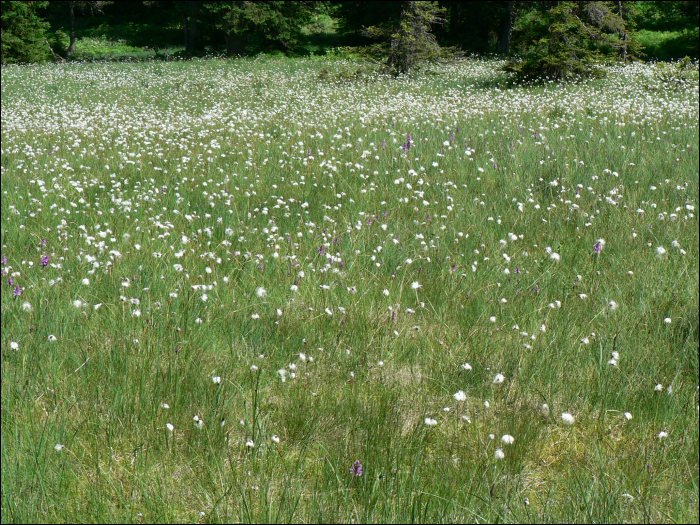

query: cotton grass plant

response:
[1,55,698,523]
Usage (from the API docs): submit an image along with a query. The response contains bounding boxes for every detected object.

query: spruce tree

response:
[363,1,452,76]
[1,1,50,64]
[505,1,633,81]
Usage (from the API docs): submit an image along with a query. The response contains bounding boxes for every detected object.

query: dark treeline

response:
[1,0,698,64]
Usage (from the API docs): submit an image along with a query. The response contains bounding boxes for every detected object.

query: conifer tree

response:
[363,1,452,76]
[505,1,634,81]
[1,1,50,63]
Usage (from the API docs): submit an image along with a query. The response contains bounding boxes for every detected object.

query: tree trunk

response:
[617,1,627,62]
[497,1,514,54]
[183,15,189,51]
[67,1,76,56]
[183,1,204,55]
[389,1,412,76]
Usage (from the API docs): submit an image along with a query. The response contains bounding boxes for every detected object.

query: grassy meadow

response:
[1,56,698,523]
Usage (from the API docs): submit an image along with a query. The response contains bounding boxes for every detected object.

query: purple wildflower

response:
[350,460,363,476]
[41,255,49,267]
[318,246,324,255]
[382,140,386,149]
[449,132,454,143]
[402,143,408,152]
[594,242,602,254]
[407,134,412,149]
[41,238,47,247]
[514,267,521,274]
[13,284,22,296]
[1,255,6,265]
[8,277,14,286]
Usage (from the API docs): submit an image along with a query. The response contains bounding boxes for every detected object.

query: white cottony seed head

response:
[561,412,575,425]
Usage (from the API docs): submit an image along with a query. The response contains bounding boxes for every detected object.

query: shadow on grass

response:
[48,20,348,62]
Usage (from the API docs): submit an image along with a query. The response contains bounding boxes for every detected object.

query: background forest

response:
[1,1,699,65]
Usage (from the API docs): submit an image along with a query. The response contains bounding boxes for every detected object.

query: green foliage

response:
[1,1,50,63]
[362,1,458,76]
[629,1,698,59]
[54,33,169,61]
[4,0,700,64]
[203,1,326,56]
[633,0,699,32]
[48,28,68,55]
[504,1,631,82]
[301,13,336,36]
[635,28,700,60]
[298,15,345,57]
